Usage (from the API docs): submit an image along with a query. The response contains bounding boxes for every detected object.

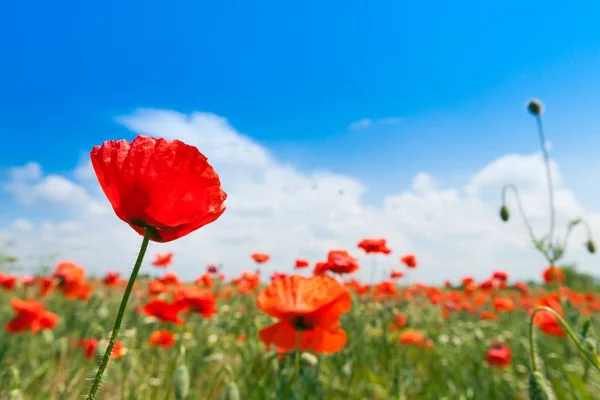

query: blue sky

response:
[1,0,600,205]
[1,1,600,280]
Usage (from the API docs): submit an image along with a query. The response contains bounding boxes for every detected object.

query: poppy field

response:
[1,100,599,400]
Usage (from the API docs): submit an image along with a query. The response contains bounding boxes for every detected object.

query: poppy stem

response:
[528,306,600,375]
[86,228,153,400]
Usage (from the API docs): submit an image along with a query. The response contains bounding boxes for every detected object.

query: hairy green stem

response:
[86,228,152,399]
[529,306,600,375]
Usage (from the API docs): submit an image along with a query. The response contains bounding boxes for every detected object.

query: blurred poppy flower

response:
[400,254,417,269]
[486,341,511,368]
[143,299,187,324]
[149,330,176,349]
[294,259,310,269]
[257,275,351,354]
[251,253,270,264]
[357,238,391,255]
[542,266,564,285]
[5,298,59,334]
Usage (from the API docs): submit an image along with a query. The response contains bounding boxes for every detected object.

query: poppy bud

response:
[500,205,510,222]
[586,240,596,254]
[528,371,556,400]
[173,364,190,400]
[222,381,240,400]
[527,99,544,116]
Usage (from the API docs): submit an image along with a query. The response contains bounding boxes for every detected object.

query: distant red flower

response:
[479,311,498,321]
[324,250,360,275]
[251,253,270,264]
[486,341,511,368]
[400,254,417,269]
[0,273,17,290]
[175,287,217,318]
[195,273,214,289]
[149,330,176,349]
[514,281,529,294]
[492,271,508,281]
[19,275,35,286]
[357,238,391,255]
[206,264,219,274]
[461,277,474,286]
[152,252,173,267]
[148,279,168,296]
[542,266,564,285]
[159,272,180,286]
[102,271,121,287]
[399,330,426,347]
[493,296,515,312]
[294,259,310,269]
[257,275,352,354]
[533,296,565,337]
[53,261,90,300]
[143,299,187,324]
[90,135,227,243]
[390,270,404,279]
[5,298,59,334]
[271,271,287,281]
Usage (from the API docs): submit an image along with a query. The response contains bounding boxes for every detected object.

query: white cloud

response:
[347,116,402,131]
[0,109,597,284]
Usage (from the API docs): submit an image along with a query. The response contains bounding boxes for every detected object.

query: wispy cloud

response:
[348,116,402,130]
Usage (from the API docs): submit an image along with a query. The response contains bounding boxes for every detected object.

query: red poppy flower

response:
[149,330,176,349]
[6,298,59,334]
[153,252,174,267]
[206,264,219,274]
[390,270,404,279]
[357,238,391,255]
[257,275,351,354]
[323,250,360,275]
[486,341,511,368]
[533,296,565,337]
[195,272,214,289]
[493,296,515,312]
[542,266,564,285]
[0,273,17,290]
[294,259,310,269]
[399,330,426,346]
[142,299,187,324]
[102,271,121,287]
[492,271,509,281]
[174,287,217,318]
[400,254,418,269]
[251,253,270,264]
[90,135,227,243]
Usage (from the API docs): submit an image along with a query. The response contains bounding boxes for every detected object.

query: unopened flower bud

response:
[173,364,190,400]
[527,99,544,116]
[500,205,510,222]
[586,240,596,254]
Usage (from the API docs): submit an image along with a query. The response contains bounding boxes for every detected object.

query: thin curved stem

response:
[528,312,539,372]
[535,116,556,246]
[529,306,600,374]
[86,228,152,400]
[501,184,537,241]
